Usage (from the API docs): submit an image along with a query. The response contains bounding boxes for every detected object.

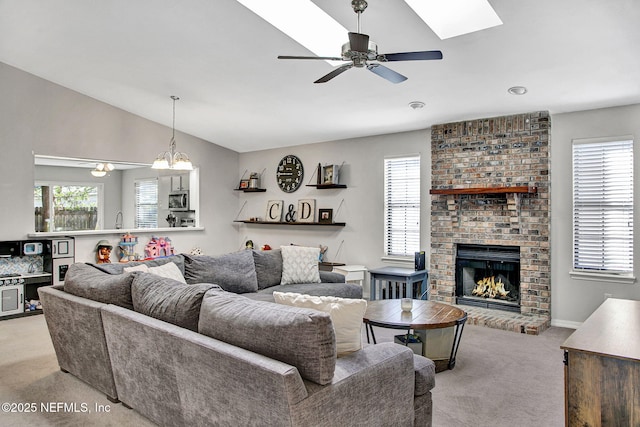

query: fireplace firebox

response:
[455,244,520,313]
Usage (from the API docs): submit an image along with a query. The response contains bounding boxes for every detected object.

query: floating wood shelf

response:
[429,186,537,196]
[234,220,345,227]
[306,184,348,189]
[234,188,266,192]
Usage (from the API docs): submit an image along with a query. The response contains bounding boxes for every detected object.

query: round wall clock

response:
[276,155,304,193]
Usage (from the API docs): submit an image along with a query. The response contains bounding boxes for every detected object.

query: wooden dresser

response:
[561,298,640,426]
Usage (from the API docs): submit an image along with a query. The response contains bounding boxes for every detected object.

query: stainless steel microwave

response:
[168,191,189,211]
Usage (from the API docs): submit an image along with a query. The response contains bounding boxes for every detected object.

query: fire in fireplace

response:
[455,244,520,312]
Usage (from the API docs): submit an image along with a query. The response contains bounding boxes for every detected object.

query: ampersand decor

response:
[285,204,296,222]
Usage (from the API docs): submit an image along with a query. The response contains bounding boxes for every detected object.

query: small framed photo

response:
[319,208,333,224]
[265,200,284,222]
[322,164,340,185]
[238,179,250,189]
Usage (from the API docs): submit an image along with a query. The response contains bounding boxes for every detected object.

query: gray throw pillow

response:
[198,290,336,385]
[131,272,219,331]
[183,251,258,294]
[64,263,135,309]
[90,254,185,276]
[252,249,283,289]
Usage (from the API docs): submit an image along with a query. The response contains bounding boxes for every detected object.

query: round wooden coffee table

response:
[363,299,467,372]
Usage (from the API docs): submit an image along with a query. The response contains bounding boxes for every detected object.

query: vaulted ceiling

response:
[1,0,639,152]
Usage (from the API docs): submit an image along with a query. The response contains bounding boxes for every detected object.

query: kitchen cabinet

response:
[171,174,189,192]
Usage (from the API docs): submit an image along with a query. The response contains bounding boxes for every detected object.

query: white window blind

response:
[384,155,420,257]
[573,138,633,273]
[135,178,158,229]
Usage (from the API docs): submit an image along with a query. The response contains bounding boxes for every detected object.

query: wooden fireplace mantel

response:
[429,186,537,196]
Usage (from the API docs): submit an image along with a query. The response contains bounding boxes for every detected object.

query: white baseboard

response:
[551,318,582,330]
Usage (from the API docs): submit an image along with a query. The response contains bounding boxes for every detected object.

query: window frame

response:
[383,154,421,260]
[571,136,635,282]
[34,180,104,231]
[134,178,159,229]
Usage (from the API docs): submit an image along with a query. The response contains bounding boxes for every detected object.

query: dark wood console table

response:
[561,298,640,426]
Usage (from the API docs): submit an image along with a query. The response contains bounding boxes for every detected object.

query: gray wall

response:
[237,130,431,268]
[551,104,640,326]
[0,62,239,261]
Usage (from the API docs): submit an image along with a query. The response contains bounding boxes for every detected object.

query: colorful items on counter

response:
[144,236,175,259]
[95,239,113,264]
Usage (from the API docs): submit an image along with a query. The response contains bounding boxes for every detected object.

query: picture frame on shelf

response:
[322,164,340,185]
[265,200,284,222]
[297,199,316,223]
[238,179,250,190]
[319,208,333,224]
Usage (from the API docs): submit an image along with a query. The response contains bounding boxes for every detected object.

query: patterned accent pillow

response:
[148,262,187,284]
[273,291,367,356]
[280,246,321,285]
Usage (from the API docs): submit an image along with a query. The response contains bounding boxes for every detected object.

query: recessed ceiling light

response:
[508,86,528,95]
[236,0,348,64]
[409,101,425,109]
[403,0,502,40]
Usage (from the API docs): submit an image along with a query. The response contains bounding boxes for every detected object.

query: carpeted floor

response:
[0,314,573,426]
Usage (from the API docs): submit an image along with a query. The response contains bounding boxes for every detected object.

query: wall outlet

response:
[604,293,613,300]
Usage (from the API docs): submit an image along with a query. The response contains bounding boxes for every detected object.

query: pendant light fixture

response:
[152,95,193,170]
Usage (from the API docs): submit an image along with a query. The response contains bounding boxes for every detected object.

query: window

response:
[384,155,420,257]
[34,183,102,232]
[573,138,633,274]
[135,178,158,228]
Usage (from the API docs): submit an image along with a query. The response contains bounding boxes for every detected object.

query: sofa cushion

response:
[90,255,185,276]
[280,246,321,285]
[183,251,258,293]
[64,263,135,309]
[131,272,218,331]
[198,290,336,385]
[252,249,283,289]
[273,291,367,356]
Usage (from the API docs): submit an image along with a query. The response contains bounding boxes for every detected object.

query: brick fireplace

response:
[429,112,551,334]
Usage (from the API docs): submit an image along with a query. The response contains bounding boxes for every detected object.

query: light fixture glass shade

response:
[151,155,170,169]
[172,152,193,170]
[91,169,107,177]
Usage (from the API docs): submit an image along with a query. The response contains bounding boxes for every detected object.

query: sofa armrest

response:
[413,354,436,396]
[319,271,345,283]
[291,342,417,426]
[37,285,118,401]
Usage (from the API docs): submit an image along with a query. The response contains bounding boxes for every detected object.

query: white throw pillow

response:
[280,246,321,285]
[123,264,149,273]
[148,262,187,284]
[273,291,367,356]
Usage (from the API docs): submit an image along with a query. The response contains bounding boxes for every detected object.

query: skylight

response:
[236,0,348,63]
[403,0,502,40]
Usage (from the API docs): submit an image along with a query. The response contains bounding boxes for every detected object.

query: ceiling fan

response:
[277,0,443,84]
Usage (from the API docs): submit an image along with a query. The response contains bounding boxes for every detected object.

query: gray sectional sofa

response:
[38,250,435,426]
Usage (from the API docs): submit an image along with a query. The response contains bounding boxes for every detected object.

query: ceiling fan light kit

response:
[278,0,443,84]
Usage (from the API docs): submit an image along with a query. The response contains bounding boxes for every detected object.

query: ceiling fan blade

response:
[367,64,407,84]
[314,64,353,83]
[382,50,443,61]
[278,55,344,61]
[348,32,370,52]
